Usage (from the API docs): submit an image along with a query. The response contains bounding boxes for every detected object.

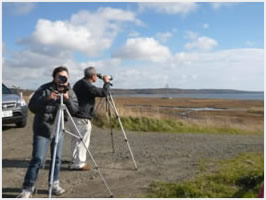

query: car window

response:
[2,84,12,94]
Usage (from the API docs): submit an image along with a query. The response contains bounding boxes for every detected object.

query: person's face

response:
[54,70,69,86]
[91,74,97,82]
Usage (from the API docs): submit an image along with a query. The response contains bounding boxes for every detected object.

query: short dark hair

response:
[84,67,96,79]
[52,66,69,78]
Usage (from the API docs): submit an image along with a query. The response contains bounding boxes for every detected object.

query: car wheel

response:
[16,120,27,128]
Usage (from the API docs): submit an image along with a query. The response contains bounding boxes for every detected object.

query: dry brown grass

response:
[24,94,264,133]
[95,97,264,134]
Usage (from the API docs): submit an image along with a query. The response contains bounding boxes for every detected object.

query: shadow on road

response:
[2,188,21,198]
[2,159,29,168]
[2,187,48,198]
[2,125,18,131]
[2,159,73,170]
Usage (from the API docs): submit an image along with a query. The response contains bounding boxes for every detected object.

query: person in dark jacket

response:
[17,66,78,198]
[70,66,110,170]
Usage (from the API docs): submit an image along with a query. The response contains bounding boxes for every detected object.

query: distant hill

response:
[109,88,263,95]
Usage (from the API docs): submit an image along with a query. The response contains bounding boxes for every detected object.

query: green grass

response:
[147,152,264,198]
[93,115,263,135]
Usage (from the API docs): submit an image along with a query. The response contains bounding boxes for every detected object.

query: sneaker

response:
[52,181,66,196]
[70,163,91,171]
[17,190,32,198]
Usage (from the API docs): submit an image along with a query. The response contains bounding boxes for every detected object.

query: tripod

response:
[48,93,113,198]
[94,91,138,170]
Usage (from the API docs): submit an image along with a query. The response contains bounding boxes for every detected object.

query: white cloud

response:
[155,32,173,43]
[3,46,264,91]
[2,46,75,89]
[192,74,198,79]
[31,19,111,57]
[7,2,37,15]
[20,8,141,57]
[79,58,121,77]
[184,31,218,52]
[169,48,264,90]
[210,3,239,9]
[112,37,172,63]
[112,48,264,90]
[139,2,198,15]
[184,36,218,51]
[3,7,143,89]
[108,66,169,89]
[6,49,70,70]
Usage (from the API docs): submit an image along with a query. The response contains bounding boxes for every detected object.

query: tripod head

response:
[59,92,64,105]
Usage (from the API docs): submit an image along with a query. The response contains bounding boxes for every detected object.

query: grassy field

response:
[147,152,264,198]
[93,97,264,135]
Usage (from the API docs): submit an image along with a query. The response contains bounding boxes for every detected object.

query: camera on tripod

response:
[97,73,113,81]
[56,75,69,93]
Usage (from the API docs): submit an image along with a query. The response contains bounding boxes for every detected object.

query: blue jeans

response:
[23,134,64,191]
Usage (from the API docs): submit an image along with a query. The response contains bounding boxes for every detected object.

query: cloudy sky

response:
[2,2,264,91]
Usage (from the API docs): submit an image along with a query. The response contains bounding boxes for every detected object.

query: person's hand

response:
[103,75,110,83]
[48,91,59,101]
[63,92,69,100]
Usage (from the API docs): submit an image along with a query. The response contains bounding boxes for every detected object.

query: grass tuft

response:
[147,152,264,198]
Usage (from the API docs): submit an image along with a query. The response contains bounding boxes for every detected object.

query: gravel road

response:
[2,120,264,198]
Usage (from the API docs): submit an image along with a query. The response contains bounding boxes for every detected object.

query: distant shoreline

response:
[110,88,263,100]
[112,92,264,101]
[110,88,264,94]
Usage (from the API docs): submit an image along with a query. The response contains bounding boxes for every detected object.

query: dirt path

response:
[2,119,264,198]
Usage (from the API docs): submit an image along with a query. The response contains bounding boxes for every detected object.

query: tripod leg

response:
[48,109,63,198]
[107,94,138,170]
[106,98,115,153]
[65,108,114,197]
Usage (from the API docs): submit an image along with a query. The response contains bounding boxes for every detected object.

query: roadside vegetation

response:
[147,152,264,198]
[92,97,264,135]
[93,115,263,135]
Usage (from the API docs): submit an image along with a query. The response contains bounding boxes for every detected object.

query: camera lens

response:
[58,75,67,84]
